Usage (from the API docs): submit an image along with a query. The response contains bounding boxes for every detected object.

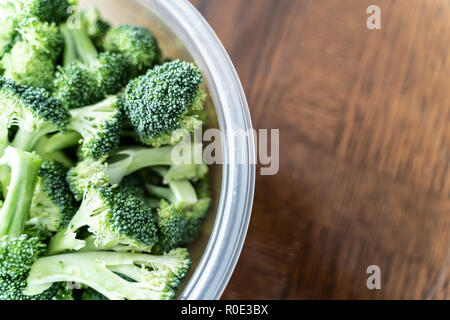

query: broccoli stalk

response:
[28,161,78,232]
[0,146,42,237]
[146,167,198,210]
[60,24,77,67]
[56,19,128,109]
[70,27,98,67]
[0,147,65,300]
[25,248,191,300]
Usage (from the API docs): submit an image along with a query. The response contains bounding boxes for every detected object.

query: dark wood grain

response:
[190,0,450,299]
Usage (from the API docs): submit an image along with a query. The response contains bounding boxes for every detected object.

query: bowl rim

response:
[139,0,256,300]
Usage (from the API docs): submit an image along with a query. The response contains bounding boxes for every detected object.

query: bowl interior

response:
[78,0,222,292]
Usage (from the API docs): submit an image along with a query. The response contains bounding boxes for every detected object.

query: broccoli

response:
[81,7,110,49]
[0,77,70,152]
[1,42,56,90]
[122,60,207,147]
[1,19,62,90]
[13,0,71,23]
[0,5,210,300]
[55,24,129,109]
[28,161,78,232]
[47,184,159,255]
[25,248,190,300]
[46,96,123,159]
[104,25,162,78]
[67,144,204,200]
[0,146,57,300]
[146,166,211,249]
[16,18,63,61]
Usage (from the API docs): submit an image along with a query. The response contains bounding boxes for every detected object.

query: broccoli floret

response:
[47,184,159,255]
[28,161,78,232]
[55,25,129,109]
[81,8,110,49]
[46,96,123,159]
[25,248,190,300]
[104,25,161,78]
[0,146,61,300]
[14,0,71,23]
[96,52,129,95]
[1,42,56,90]
[122,60,207,147]
[54,62,103,109]
[0,16,17,58]
[146,167,211,247]
[0,77,70,151]
[16,18,63,61]
[152,200,187,254]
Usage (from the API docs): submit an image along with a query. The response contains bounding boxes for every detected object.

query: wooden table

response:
[191,0,450,299]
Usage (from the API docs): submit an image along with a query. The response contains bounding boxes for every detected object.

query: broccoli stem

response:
[25,251,180,300]
[0,147,42,237]
[11,129,43,152]
[70,27,98,67]
[106,146,175,185]
[45,131,82,154]
[61,24,77,67]
[146,180,198,210]
[34,136,75,168]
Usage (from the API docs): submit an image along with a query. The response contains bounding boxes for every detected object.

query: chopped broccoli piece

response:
[28,161,78,232]
[104,25,161,77]
[47,184,159,255]
[55,25,129,109]
[0,146,62,300]
[0,77,70,151]
[1,42,56,90]
[25,248,190,300]
[122,60,207,147]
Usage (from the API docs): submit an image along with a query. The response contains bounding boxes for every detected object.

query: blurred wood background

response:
[190,0,450,299]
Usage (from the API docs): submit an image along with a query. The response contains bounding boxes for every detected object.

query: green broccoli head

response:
[122,60,206,147]
[96,52,129,95]
[29,161,78,232]
[1,42,56,90]
[0,234,72,300]
[0,77,70,151]
[104,25,162,77]
[16,18,63,61]
[54,62,103,109]
[48,185,159,255]
[153,200,187,254]
[69,96,124,159]
[26,248,190,300]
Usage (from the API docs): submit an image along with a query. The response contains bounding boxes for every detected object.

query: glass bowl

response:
[79,0,256,299]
